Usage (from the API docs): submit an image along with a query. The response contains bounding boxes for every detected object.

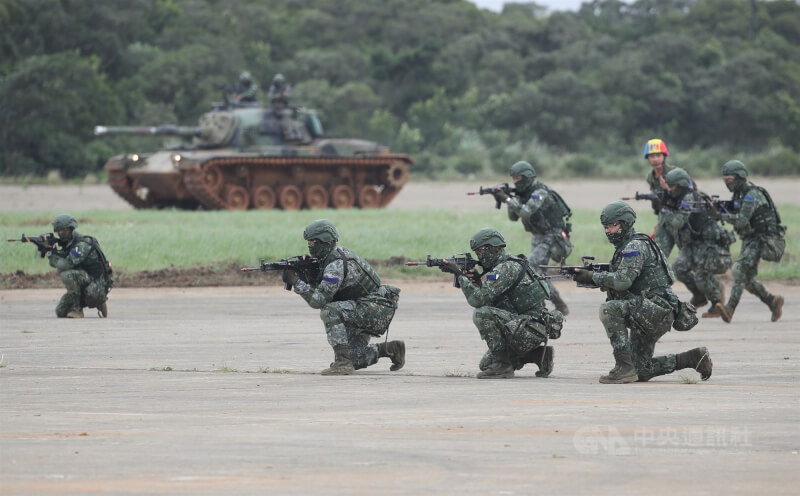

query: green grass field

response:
[2,206,797,280]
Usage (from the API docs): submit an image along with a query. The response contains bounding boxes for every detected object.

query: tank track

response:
[181,155,411,210]
[107,169,157,209]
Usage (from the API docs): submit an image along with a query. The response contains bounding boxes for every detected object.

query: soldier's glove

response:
[438,260,463,275]
[281,269,299,286]
[493,190,510,203]
[573,268,595,285]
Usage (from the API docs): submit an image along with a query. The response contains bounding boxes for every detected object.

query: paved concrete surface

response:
[1,282,798,495]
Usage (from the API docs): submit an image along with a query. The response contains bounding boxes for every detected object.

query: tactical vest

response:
[321,246,381,301]
[735,183,780,235]
[65,234,110,279]
[492,255,549,314]
[611,233,674,296]
[516,182,571,234]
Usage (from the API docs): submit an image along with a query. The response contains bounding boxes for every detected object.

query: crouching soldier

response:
[285,219,404,375]
[48,214,113,318]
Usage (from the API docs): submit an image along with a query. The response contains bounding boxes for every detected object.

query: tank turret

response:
[96,104,411,210]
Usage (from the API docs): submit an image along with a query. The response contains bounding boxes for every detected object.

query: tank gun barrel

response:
[94,125,201,137]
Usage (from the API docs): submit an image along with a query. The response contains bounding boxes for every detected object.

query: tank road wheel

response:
[278,185,303,210]
[225,185,250,210]
[304,184,330,209]
[383,162,410,189]
[358,185,381,209]
[252,185,277,210]
[203,165,224,192]
[329,184,355,209]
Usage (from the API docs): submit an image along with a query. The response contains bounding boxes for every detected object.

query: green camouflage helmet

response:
[470,228,507,251]
[239,71,252,83]
[600,201,637,226]
[303,219,339,243]
[722,160,748,178]
[664,167,692,188]
[273,73,286,84]
[509,160,536,178]
[52,214,78,231]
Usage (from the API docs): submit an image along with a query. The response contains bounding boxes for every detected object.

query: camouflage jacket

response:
[507,181,569,235]
[294,246,381,309]
[721,181,781,239]
[457,254,550,315]
[48,231,108,279]
[659,190,733,250]
[593,231,675,300]
[645,163,675,214]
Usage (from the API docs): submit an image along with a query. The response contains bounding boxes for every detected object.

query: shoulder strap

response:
[753,184,782,226]
[632,233,674,284]
[547,187,572,220]
[82,235,112,276]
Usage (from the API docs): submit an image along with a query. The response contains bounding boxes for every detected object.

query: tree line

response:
[1,0,799,179]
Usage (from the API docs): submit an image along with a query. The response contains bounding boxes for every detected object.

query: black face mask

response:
[725,177,745,192]
[605,223,631,247]
[477,245,505,270]
[309,241,335,260]
[669,186,686,199]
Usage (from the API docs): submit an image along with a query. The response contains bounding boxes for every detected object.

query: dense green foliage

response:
[2,0,800,179]
[2,206,797,281]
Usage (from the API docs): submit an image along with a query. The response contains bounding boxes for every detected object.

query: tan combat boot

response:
[769,295,784,322]
[599,349,638,384]
[99,302,108,318]
[66,310,84,319]
[321,345,354,376]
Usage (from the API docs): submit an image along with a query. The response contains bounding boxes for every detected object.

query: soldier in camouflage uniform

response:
[492,161,572,316]
[267,73,292,110]
[661,168,734,319]
[440,228,563,379]
[48,214,112,319]
[643,138,677,257]
[284,220,404,375]
[718,160,786,323]
[573,202,712,384]
[233,71,259,103]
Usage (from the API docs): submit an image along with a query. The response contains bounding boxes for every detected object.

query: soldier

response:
[492,161,572,315]
[233,71,259,103]
[48,214,113,318]
[441,228,563,379]
[284,220,404,375]
[643,138,677,257]
[573,202,712,384]
[718,160,786,323]
[267,73,292,109]
[661,168,735,318]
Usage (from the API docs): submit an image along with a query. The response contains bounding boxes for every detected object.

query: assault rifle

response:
[7,233,60,258]
[682,195,739,216]
[539,256,611,289]
[406,253,480,288]
[241,255,320,291]
[467,183,516,209]
[621,191,665,213]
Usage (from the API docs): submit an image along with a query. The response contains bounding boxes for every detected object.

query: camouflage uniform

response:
[720,161,785,321]
[505,162,572,315]
[453,228,563,379]
[292,220,402,374]
[587,202,711,383]
[47,215,111,318]
[646,163,676,256]
[660,171,734,314]
[267,74,292,109]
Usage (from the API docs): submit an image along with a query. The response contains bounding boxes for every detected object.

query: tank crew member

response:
[233,71,259,103]
[267,73,292,109]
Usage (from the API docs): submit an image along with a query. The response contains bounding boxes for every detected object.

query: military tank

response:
[95,103,412,210]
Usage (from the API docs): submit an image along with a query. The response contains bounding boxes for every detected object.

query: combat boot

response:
[526,345,554,378]
[702,303,721,318]
[599,349,638,384]
[66,310,84,319]
[689,288,708,308]
[378,340,406,371]
[716,302,733,323]
[675,347,712,380]
[320,345,354,376]
[768,295,784,322]
[476,349,514,379]
[98,302,108,318]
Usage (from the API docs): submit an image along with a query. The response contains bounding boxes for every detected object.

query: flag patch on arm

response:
[322,276,339,283]
[621,251,640,257]
[486,274,499,280]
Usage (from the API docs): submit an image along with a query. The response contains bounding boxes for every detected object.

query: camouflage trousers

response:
[473,306,548,370]
[654,218,675,258]
[729,237,772,311]
[529,232,571,309]
[319,294,397,370]
[56,270,108,318]
[673,243,727,305]
[599,298,677,382]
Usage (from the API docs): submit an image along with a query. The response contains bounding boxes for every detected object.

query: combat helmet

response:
[664,168,692,188]
[52,214,78,231]
[600,201,637,226]
[470,228,507,269]
[273,73,286,85]
[239,71,252,83]
[509,161,536,179]
[303,219,339,243]
[643,138,669,158]
[721,160,748,178]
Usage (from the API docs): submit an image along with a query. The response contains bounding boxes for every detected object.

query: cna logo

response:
[573,425,631,455]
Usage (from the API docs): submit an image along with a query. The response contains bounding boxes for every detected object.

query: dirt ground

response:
[1,282,798,495]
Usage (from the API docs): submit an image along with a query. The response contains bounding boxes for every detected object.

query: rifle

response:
[240,255,320,291]
[682,195,739,216]
[7,233,60,258]
[467,183,516,209]
[539,256,611,288]
[620,191,664,213]
[406,253,480,288]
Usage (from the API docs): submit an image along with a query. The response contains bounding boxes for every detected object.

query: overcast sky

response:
[470,0,588,12]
